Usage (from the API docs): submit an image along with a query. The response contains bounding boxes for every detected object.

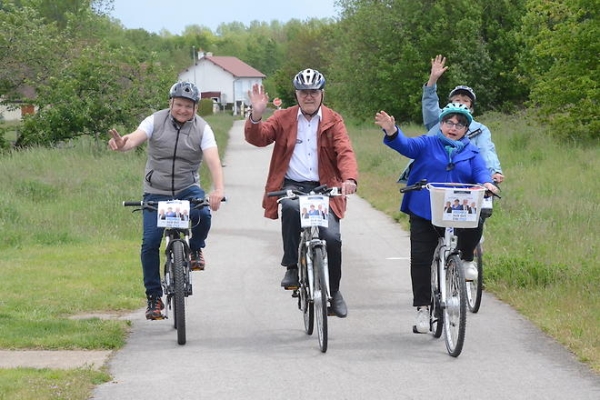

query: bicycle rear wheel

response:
[430,244,443,338]
[172,241,187,345]
[444,254,467,357]
[466,244,483,313]
[299,248,314,335]
[313,247,328,353]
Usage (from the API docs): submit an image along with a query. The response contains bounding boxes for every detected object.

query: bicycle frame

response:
[302,225,331,304]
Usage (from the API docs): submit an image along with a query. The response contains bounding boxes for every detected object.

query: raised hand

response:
[427,54,449,86]
[108,128,128,151]
[247,84,269,120]
[374,110,397,135]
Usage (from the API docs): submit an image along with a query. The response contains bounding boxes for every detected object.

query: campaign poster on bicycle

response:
[299,195,329,228]
[157,200,190,228]
[441,190,479,223]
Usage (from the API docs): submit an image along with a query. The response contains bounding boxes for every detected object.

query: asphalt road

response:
[92,120,600,400]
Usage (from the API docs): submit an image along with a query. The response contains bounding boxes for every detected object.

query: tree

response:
[521,0,599,140]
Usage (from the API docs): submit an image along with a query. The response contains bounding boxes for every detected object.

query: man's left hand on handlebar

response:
[208,189,225,211]
[342,180,357,196]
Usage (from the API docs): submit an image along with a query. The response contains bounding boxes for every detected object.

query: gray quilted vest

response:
[143,109,207,196]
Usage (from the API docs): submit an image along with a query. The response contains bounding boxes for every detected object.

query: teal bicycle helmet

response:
[169,81,200,103]
[439,102,473,125]
[293,69,326,90]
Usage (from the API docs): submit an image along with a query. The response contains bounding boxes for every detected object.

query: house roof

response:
[204,56,266,78]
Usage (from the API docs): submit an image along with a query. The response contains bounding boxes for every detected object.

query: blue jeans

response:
[141,186,211,297]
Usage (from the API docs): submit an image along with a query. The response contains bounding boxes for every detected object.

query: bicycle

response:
[401,180,488,357]
[123,197,218,345]
[467,184,500,313]
[267,185,342,353]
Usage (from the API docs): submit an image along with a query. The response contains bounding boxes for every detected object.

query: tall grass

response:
[347,111,600,372]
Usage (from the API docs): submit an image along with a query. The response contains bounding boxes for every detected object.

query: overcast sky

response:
[109,0,339,35]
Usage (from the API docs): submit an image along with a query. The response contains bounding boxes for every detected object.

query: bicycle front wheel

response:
[466,244,483,313]
[443,254,467,357]
[313,247,328,353]
[172,241,187,345]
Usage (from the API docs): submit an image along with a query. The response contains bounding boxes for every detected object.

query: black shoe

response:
[145,295,165,320]
[330,291,348,318]
[281,267,299,289]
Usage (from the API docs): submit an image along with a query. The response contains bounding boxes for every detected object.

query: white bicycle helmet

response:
[449,85,476,104]
[293,69,326,90]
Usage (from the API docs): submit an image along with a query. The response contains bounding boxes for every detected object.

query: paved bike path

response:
[92,120,600,399]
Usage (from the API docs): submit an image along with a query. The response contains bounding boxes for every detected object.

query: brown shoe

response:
[190,249,205,271]
[145,296,165,320]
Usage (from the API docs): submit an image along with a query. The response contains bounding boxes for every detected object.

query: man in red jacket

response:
[244,68,358,318]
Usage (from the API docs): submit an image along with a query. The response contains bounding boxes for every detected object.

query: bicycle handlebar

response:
[400,179,501,199]
[123,197,227,211]
[267,185,342,199]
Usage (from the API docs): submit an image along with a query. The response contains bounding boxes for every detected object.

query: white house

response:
[178,52,266,115]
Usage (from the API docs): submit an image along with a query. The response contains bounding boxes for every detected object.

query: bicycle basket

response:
[427,183,486,228]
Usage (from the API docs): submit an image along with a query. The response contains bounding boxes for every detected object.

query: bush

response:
[198,99,214,117]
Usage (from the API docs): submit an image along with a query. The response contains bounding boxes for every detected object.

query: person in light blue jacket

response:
[399,55,504,184]
[375,103,499,334]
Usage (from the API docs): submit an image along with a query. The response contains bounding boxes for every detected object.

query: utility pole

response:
[192,46,197,86]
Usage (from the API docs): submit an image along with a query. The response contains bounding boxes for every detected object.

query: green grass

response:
[0,368,110,400]
[0,112,235,399]
[0,110,598,399]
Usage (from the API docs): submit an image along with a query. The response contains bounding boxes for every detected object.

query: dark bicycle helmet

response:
[439,102,473,125]
[448,85,476,104]
[293,68,326,90]
[169,81,200,103]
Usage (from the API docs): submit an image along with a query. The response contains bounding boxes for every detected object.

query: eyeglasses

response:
[442,120,467,130]
[297,89,322,98]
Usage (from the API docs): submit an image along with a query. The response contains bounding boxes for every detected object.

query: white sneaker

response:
[415,307,429,333]
[463,260,478,281]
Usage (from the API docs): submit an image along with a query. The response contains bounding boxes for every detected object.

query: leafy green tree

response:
[520,0,599,140]
[16,44,174,147]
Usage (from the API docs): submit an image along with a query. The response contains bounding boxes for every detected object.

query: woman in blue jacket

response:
[375,103,499,333]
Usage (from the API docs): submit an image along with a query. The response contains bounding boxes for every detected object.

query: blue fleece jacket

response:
[384,127,492,221]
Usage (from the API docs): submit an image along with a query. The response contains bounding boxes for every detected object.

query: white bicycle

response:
[401,180,489,357]
[267,185,342,353]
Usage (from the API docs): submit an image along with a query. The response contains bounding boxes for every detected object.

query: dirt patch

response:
[0,350,112,370]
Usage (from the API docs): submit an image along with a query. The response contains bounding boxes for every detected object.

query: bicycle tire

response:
[313,247,328,353]
[444,254,467,357]
[172,240,187,345]
[467,244,483,313]
[299,247,314,335]
[430,244,443,338]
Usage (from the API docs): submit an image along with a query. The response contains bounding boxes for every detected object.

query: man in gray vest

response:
[108,81,225,320]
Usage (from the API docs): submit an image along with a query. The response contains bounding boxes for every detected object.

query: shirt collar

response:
[296,107,322,121]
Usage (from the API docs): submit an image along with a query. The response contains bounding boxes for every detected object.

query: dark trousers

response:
[280,180,343,293]
[409,214,483,307]
[141,186,211,297]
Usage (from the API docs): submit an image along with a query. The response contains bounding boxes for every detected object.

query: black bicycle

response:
[123,198,216,345]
